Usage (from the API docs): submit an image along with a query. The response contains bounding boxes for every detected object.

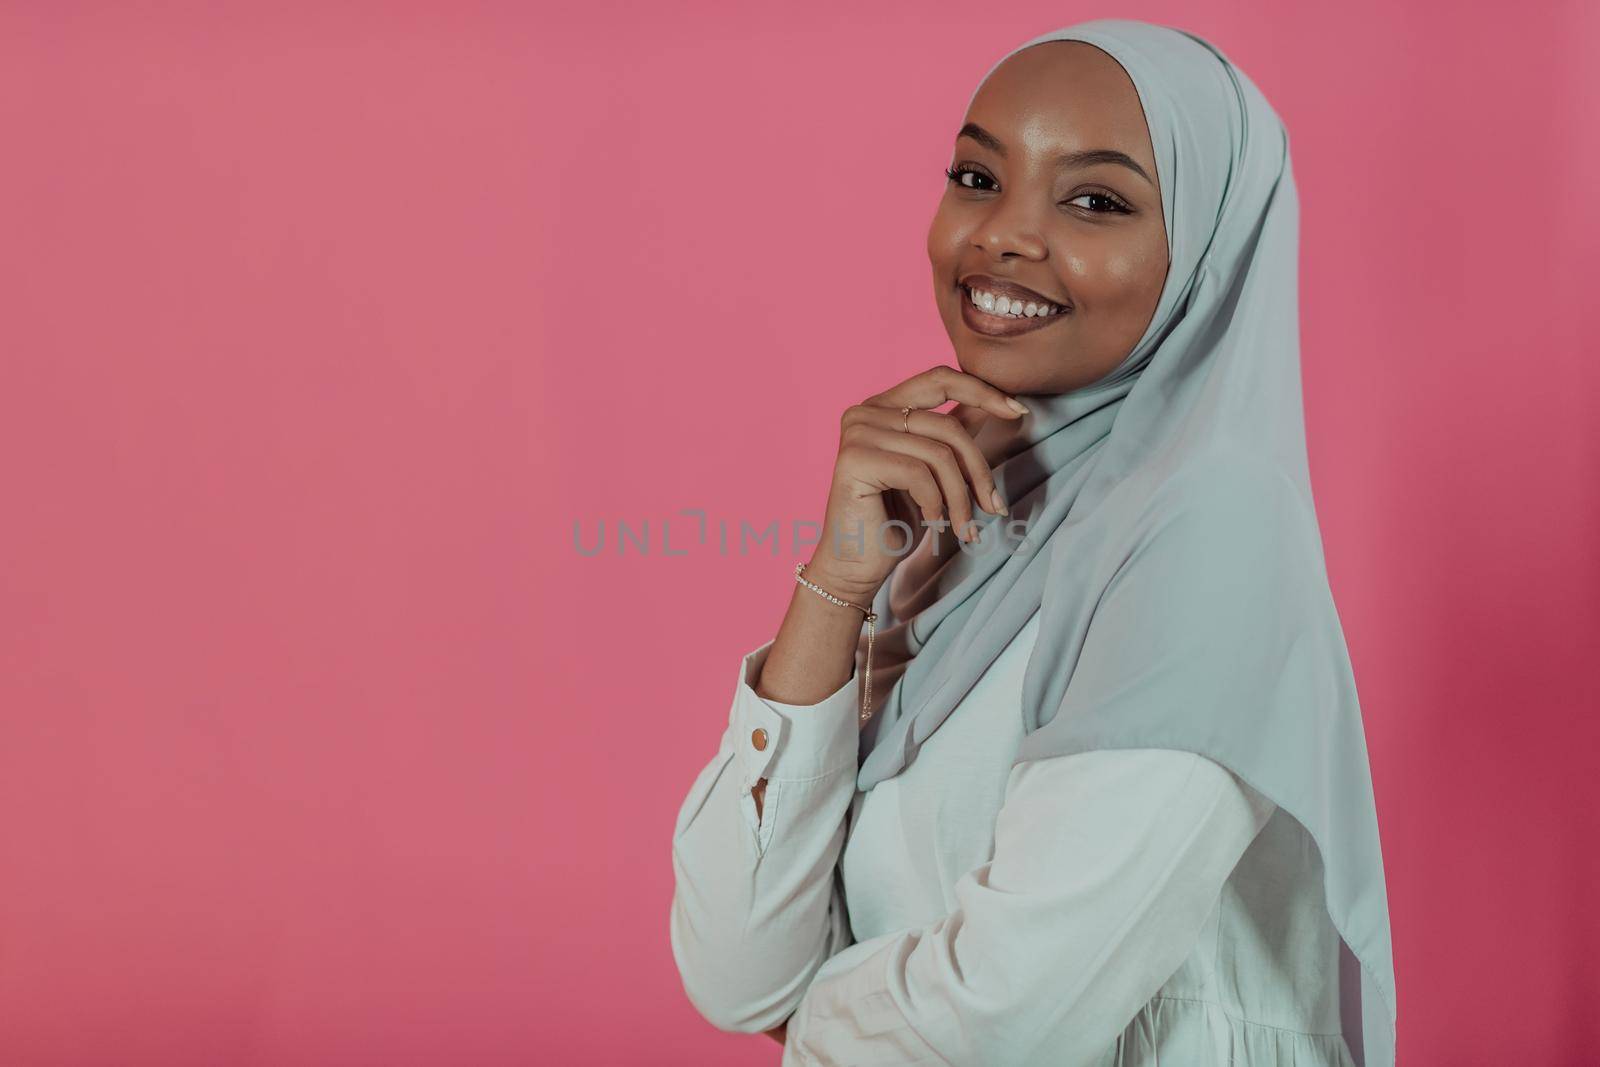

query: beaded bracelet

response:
[793,562,878,725]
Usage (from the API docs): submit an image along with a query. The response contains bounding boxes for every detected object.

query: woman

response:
[669,19,1397,1067]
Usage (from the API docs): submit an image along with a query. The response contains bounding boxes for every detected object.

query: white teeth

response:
[966,286,1059,318]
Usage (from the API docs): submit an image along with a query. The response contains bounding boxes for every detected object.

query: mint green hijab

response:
[855,19,1397,1066]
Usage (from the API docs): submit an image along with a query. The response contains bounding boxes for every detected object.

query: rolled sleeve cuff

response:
[731,639,861,784]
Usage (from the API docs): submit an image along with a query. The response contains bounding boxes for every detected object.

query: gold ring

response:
[901,406,912,433]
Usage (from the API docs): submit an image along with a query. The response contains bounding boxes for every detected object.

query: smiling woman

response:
[929,41,1169,388]
[669,18,1396,1067]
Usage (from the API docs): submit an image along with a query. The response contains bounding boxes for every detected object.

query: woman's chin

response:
[951,347,1045,395]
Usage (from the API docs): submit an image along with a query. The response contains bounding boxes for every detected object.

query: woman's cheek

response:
[1060,251,1092,299]
[1070,242,1149,302]
[1122,234,1169,285]
[1094,245,1160,315]
[1101,249,1147,288]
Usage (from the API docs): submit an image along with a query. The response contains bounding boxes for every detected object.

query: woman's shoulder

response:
[1131,444,1319,542]
[1152,443,1305,510]
[1111,445,1329,588]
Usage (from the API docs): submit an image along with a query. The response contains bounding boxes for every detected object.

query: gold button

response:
[751,728,769,751]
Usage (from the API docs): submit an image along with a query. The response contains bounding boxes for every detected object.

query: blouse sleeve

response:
[668,638,862,1033]
[779,747,1277,1067]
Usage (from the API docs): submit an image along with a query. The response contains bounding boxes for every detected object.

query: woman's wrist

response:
[754,563,873,707]
[801,553,885,605]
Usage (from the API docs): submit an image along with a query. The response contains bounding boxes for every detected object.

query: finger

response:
[883,489,928,554]
[950,402,990,436]
[848,423,977,540]
[849,405,1005,517]
[864,365,1030,422]
[847,448,947,531]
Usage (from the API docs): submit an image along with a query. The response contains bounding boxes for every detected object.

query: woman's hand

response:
[805,365,1028,602]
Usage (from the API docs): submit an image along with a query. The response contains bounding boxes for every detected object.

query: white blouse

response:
[670,609,1357,1066]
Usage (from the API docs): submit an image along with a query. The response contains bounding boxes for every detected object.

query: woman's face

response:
[927,41,1168,396]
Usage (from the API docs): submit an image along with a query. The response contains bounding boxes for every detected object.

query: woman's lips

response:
[958,284,1071,337]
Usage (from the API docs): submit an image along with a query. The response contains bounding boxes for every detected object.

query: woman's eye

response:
[1066,192,1131,214]
[945,166,995,191]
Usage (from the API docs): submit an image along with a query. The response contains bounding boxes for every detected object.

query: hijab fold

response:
[853,20,1397,1066]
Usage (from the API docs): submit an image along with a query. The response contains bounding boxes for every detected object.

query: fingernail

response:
[990,488,1008,515]
[1005,397,1030,414]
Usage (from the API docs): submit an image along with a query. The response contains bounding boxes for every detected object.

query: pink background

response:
[2,2,1596,1064]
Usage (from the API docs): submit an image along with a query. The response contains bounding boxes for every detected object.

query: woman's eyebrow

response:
[957,123,1154,185]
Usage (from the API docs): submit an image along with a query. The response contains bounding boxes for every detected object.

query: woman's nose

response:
[970,201,1047,260]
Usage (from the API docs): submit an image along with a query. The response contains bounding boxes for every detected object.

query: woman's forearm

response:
[748,557,876,819]
[668,634,860,1034]
[755,557,876,707]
